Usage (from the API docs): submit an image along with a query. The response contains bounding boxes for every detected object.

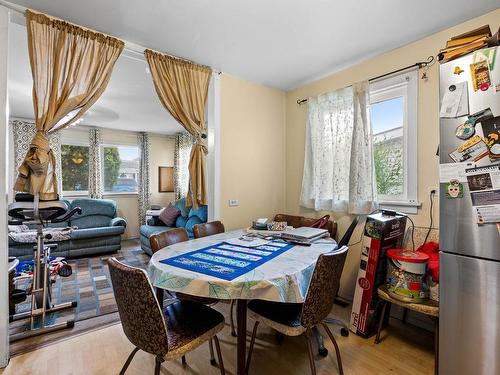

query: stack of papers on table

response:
[224,237,271,247]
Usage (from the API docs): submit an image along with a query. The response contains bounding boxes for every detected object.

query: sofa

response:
[9,198,127,261]
[140,198,207,256]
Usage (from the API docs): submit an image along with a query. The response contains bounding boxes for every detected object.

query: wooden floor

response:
[0,302,435,375]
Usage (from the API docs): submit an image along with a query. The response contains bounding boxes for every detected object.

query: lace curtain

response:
[88,128,103,199]
[300,81,377,214]
[138,132,151,224]
[11,119,62,196]
[174,132,195,200]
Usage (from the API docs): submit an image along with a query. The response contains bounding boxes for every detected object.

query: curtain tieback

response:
[195,132,208,154]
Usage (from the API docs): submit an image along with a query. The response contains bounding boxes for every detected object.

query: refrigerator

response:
[439,47,500,375]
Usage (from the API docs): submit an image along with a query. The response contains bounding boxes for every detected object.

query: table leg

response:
[156,288,164,309]
[236,299,247,375]
[374,300,389,344]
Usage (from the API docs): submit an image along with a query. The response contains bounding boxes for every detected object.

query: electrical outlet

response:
[428,187,437,195]
[228,199,239,207]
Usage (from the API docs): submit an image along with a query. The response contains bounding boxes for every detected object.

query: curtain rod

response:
[296,56,434,105]
[0,0,222,75]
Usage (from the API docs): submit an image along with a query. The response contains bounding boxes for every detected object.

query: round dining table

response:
[148,229,338,375]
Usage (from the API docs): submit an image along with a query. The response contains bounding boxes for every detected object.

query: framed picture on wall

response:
[158,166,174,192]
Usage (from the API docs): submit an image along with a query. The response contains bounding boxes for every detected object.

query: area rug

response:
[9,240,152,356]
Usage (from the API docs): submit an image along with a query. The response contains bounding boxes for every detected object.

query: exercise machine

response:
[8,193,81,342]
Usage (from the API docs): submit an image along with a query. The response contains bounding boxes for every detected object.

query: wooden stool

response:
[374,285,439,374]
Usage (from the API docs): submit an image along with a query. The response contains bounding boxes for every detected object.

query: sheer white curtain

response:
[300,81,377,214]
[174,132,195,200]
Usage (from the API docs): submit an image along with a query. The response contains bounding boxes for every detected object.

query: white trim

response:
[369,69,418,208]
[0,5,10,367]
[207,73,221,221]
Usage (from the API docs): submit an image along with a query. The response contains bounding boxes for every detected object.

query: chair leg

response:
[374,300,389,344]
[305,329,317,375]
[213,335,226,375]
[119,347,139,375]
[209,338,217,366]
[312,326,328,357]
[246,321,259,374]
[154,356,164,375]
[181,355,187,366]
[321,323,344,375]
[230,300,237,337]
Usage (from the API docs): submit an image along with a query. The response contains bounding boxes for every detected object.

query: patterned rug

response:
[9,240,150,355]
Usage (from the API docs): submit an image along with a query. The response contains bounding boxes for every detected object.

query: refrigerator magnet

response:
[470,60,491,91]
[455,122,475,140]
[453,66,464,75]
[445,180,463,199]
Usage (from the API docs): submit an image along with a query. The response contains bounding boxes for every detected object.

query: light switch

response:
[228,199,239,207]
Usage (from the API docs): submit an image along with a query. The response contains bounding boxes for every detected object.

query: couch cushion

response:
[70,198,117,219]
[159,203,181,226]
[71,226,124,240]
[175,215,189,229]
[72,215,112,229]
[185,216,203,237]
[188,205,208,223]
[140,224,172,239]
[173,198,190,218]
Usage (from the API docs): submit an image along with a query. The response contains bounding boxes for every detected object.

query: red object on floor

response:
[418,241,440,282]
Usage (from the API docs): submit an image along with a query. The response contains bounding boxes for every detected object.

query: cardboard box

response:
[349,212,407,337]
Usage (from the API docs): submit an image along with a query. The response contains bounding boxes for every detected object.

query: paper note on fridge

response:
[440,81,469,118]
[439,162,475,183]
[465,165,500,224]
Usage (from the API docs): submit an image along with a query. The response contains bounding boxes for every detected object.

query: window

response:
[61,144,90,193]
[102,145,140,193]
[370,70,418,212]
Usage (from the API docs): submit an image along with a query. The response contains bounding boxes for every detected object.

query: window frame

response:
[100,142,140,196]
[60,142,91,196]
[369,70,419,214]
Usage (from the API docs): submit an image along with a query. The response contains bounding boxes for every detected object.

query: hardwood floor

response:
[0,301,435,375]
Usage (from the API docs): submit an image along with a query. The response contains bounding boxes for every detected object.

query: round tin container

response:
[386,249,429,303]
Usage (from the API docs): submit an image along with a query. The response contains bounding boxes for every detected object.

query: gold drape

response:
[144,49,212,208]
[14,9,124,200]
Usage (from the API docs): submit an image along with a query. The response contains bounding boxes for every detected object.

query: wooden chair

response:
[107,258,226,375]
[193,220,225,239]
[149,228,219,366]
[192,221,237,337]
[246,246,349,375]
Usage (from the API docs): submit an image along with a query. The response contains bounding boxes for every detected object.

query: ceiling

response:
[6,0,499,91]
[8,22,183,134]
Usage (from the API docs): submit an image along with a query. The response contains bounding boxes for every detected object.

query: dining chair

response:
[107,258,226,375]
[149,228,220,366]
[245,246,349,375]
[192,221,236,337]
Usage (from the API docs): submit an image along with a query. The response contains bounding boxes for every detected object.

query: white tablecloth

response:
[147,230,337,303]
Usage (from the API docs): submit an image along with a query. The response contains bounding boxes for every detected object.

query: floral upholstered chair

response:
[108,258,226,375]
[246,246,349,375]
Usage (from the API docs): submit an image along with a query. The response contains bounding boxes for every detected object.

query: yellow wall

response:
[284,9,500,298]
[219,74,286,230]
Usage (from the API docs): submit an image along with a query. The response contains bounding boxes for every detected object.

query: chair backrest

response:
[107,257,169,356]
[150,228,189,253]
[301,246,349,328]
[274,213,337,239]
[338,216,359,247]
[193,220,225,239]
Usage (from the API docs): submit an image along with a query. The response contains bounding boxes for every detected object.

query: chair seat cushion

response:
[70,225,125,240]
[163,300,224,359]
[248,299,306,336]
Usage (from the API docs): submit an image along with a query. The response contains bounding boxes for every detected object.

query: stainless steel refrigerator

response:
[439,47,500,375]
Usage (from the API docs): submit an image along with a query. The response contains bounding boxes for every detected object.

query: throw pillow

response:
[158,204,181,226]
